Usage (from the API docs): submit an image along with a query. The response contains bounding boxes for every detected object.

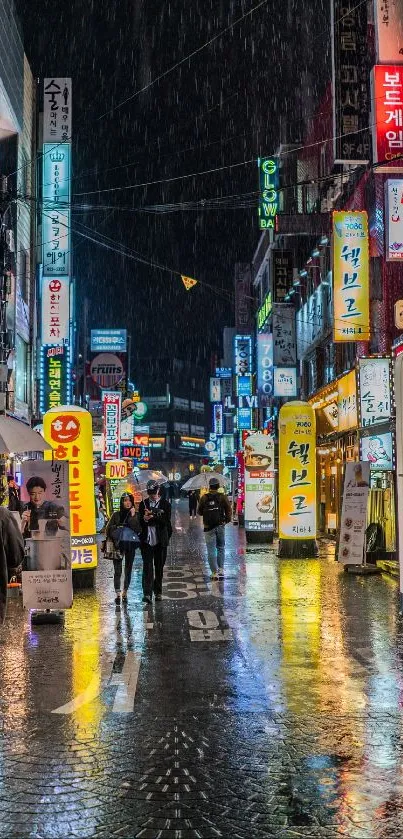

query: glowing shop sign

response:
[257,292,273,330]
[279,401,316,540]
[258,158,279,231]
[43,407,97,569]
[333,210,369,341]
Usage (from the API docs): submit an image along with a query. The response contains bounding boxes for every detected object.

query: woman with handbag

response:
[103,493,141,605]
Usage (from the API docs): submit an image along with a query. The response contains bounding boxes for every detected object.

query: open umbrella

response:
[0,416,52,454]
[126,469,168,492]
[181,472,229,492]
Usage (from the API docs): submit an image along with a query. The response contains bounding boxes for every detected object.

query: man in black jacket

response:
[0,506,25,624]
[138,480,172,604]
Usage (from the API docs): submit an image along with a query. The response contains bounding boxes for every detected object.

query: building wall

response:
[0,0,24,131]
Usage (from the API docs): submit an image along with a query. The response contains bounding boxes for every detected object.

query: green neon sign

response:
[257,292,272,330]
[258,157,279,231]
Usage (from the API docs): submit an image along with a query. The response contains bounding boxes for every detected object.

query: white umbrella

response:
[181,472,229,492]
[0,416,52,454]
[126,469,169,492]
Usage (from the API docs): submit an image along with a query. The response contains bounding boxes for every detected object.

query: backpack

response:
[203,493,224,528]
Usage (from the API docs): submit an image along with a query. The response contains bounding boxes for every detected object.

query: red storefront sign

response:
[371,65,403,171]
[102,391,121,462]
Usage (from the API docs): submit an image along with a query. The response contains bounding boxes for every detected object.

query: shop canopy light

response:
[312,248,320,257]
[299,269,308,278]
[320,236,329,245]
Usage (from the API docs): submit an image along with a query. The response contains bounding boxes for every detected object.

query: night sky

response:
[16,0,329,384]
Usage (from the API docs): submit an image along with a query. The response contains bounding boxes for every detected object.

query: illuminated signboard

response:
[273,251,293,302]
[333,211,370,341]
[358,357,391,427]
[385,180,403,260]
[234,334,252,376]
[102,391,121,462]
[374,0,403,62]
[43,407,97,569]
[332,0,370,164]
[210,377,221,402]
[279,401,316,540]
[258,157,279,231]
[213,403,223,435]
[40,345,68,414]
[237,375,252,396]
[42,209,70,277]
[90,329,127,353]
[257,332,273,404]
[121,434,149,467]
[43,78,72,143]
[237,408,253,430]
[215,367,232,378]
[371,65,403,172]
[273,367,297,398]
[43,143,71,206]
[41,276,70,345]
[361,431,394,469]
[338,370,358,432]
[257,292,273,331]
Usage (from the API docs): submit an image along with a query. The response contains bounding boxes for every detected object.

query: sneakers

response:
[115,594,121,605]
[217,568,225,578]
[211,571,219,580]
[155,593,162,601]
[142,595,152,604]
[122,592,128,603]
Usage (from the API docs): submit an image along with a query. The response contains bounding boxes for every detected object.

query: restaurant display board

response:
[338,462,370,565]
[244,433,275,533]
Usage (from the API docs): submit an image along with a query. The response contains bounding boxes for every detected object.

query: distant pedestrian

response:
[104,493,141,605]
[0,507,25,624]
[139,481,172,604]
[197,478,231,580]
[188,490,198,519]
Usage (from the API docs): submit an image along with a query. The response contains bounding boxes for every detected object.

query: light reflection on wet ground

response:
[1,502,403,837]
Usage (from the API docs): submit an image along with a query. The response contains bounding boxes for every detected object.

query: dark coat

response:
[0,507,25,624]
[138,497,172,547]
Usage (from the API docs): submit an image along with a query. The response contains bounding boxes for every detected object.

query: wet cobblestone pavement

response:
[2,502,403,837]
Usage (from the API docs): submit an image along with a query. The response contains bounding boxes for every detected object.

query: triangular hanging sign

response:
[181,275,198,291]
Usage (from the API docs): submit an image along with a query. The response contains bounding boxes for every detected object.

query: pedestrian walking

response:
[188,489,198,519]
[104,493,141,605]
[0,506,25,624]
[197,478,232,580]
[139,480,172,604]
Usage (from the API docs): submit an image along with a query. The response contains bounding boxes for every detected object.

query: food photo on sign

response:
[244,432,275,534]
[19,459,72,611]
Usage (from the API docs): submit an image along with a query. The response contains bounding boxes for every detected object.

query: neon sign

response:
[258,158,279,230]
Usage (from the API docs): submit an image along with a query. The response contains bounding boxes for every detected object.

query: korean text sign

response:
[41,277,70,345]
[258,158,279,231]
[371,66,403,171]
[374,0,403,63]
[338,370,358,432]
[385,179,403,260]
[279,402,316,540]
[21,459,72,610]
[43,407,97,569]
[234,334,252,375]
[333,211,370,341]
[43,78,72,143]
[331,0,370,163]
[358,357,391,427]
[102,391,121,461]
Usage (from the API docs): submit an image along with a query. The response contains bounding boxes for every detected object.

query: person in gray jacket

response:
[0,506,25,624]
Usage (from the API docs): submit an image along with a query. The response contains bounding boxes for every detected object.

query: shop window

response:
[15,334,28,403]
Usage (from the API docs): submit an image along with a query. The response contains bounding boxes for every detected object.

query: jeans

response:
[141,543,166,597]
[113,544,136,593]
[204,525,225,573]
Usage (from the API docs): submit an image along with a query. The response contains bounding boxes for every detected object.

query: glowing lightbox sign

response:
[258,158,279,231]
[43,144,71,206]
[333,211,369,341]
[279,401,316,540]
